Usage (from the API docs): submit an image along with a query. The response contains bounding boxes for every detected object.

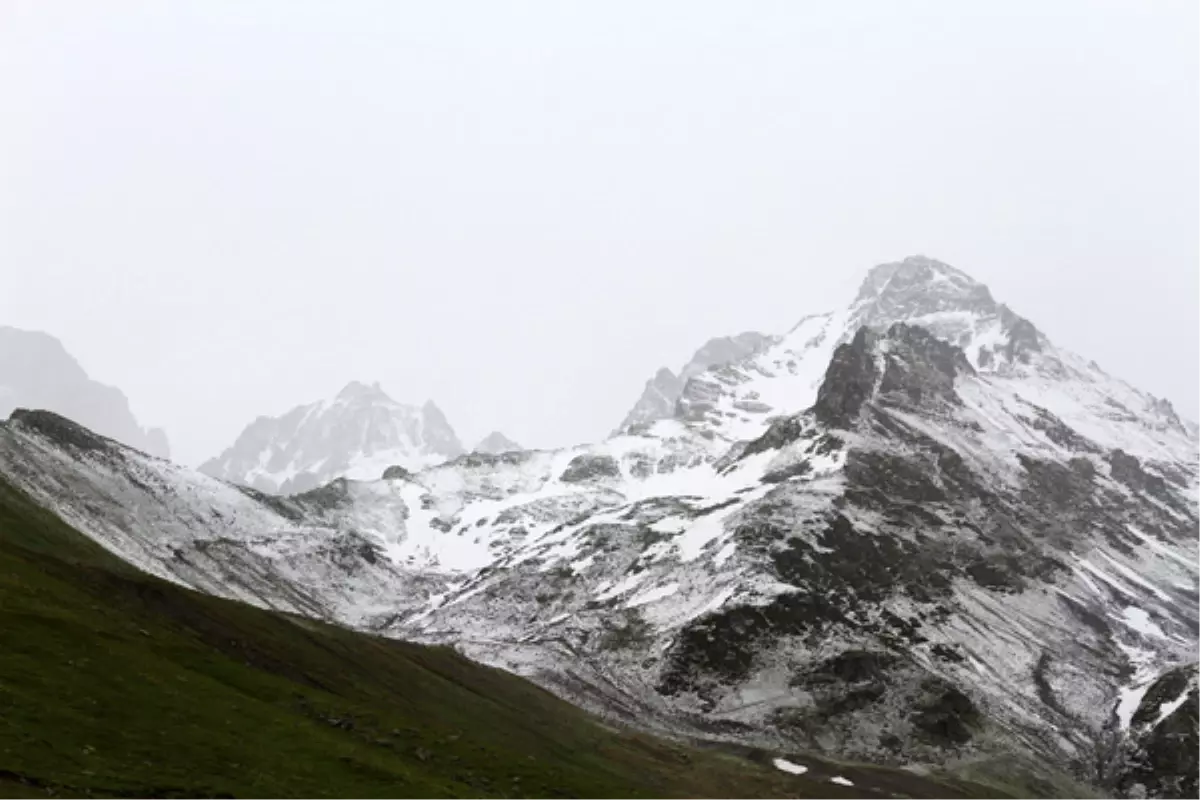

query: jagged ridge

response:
[1,256,1196,798]
[199,381,465,494]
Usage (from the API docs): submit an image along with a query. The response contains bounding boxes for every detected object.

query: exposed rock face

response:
[812,323,976,428]
[3,256,1196,798]
[381,465,412,481]
[0,326,169,458]
[1113,664,1199,799]
[559,453,621,483]
[199,381,465,494]
[812,328,880,428]
[617,332,774,432]
[619,368,685,432]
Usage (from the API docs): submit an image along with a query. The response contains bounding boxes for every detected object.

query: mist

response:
[1,0,1195,465]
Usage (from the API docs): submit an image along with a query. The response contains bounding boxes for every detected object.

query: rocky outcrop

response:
[812,328,879,428]
[560,454,621,483]
[1113,665,1198,799]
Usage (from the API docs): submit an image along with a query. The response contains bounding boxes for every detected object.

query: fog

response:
[1,0,1196,465]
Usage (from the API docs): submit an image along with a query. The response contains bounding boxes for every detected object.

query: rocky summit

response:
[199,381,466,494]
[0,256,1195,798]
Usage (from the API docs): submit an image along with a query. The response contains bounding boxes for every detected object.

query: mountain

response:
[0,325,169,458]
[617,332,774,433]
[474,431,523,455]
[199,381,465,494]
[1,474,955,799]
[1,255,1195,797]
[0,422,1060,796]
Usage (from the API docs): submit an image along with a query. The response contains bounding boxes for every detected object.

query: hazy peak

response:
[0,326,170,458]
[474,431,523,454]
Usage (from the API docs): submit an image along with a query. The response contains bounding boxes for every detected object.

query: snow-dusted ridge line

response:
[199,381,467,495]
[1,254,1196,795]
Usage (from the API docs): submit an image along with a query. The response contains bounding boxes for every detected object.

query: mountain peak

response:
[614,332,773,434]
[0,326,170,458]
[201,386,464,493]
[336,380,389,402]
[473,431,523,455]
[852,255,995,312]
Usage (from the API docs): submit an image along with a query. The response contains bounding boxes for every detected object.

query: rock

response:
[560,454,620,483]
[382,465,412,481]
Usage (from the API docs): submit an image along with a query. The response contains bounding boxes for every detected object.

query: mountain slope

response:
[0,326,168,458]
[2,472,1015,799]
[618,332,774,433]
[1,256,1194,797]
[199,381,465,494]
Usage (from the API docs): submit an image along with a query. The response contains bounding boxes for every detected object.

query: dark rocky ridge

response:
[1114,664,1199,799]
[812,322,976,428]
[8,408,118,454]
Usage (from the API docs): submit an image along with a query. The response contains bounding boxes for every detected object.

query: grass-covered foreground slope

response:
[0,475,1025,799]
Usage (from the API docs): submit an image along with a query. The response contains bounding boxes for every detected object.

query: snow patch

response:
[772,758,808,776]
[1117,606,1168,641]
[625,582,680,608]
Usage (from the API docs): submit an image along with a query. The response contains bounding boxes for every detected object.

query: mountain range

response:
[198,381,467,494]
[1,255,1195,798]
[0,326,169,458]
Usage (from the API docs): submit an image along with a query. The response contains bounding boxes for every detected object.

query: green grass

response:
[0,475,1018,798]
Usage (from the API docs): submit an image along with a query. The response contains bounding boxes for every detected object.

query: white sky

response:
[1,0,1196,465]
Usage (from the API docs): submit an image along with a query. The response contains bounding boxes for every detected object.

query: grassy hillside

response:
[0,475,1016,798]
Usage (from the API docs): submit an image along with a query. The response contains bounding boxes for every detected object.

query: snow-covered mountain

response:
[199,381,465,494]
[473,431,523,454]
[617,331,774,433]
[0,325,169,458]
[2,256,1196,797]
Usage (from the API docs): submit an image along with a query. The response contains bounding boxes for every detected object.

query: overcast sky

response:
[1,0,1196,466]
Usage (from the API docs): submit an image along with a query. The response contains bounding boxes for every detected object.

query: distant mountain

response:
[0,325,168,458]
[199,381,464,494]
[617,332,773,433]
[473,431,523,454]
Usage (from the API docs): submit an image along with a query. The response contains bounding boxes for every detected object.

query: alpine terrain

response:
[1,256,1195,798]
[200,380,465,494]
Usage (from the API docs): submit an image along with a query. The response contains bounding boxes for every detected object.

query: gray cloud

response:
[1,0,1195,465]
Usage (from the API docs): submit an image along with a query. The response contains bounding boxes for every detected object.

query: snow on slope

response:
[199,381,465,494]
[633,256,1193,467]
[3,255,1196,793]
[0,409,429,627]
